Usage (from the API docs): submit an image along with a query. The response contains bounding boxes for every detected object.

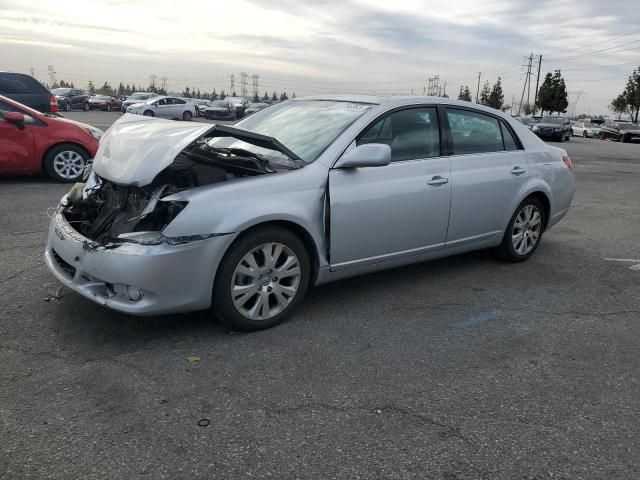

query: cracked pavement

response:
[1,133,639,479]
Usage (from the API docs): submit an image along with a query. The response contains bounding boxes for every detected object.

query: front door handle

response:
[427,176,449,186]
[511,166,527,176]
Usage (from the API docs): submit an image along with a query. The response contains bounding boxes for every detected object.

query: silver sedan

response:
[127,96,195,121]
[45,97,575,331]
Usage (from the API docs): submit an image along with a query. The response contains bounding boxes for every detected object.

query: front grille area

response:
[51,249,76,278]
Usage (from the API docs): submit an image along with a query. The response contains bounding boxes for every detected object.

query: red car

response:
[88,95,122,112]
[0,95,101,182]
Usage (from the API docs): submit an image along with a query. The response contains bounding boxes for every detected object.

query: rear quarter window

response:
[0,74,49,94]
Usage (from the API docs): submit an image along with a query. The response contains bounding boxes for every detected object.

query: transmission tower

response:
[230,74,235,93]
[47,65,56,86]
[240,72,248,99]
[251,74,259,99]
[160,76,169,92]
[149,74,157,89]
[518,53,534,115]
[568,90,587,117]
[427,75,440,96]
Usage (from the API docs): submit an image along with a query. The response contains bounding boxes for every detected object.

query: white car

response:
[127,96,195,121]
[571,122,601,138]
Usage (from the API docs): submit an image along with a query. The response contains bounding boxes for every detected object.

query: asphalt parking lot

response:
[1,114,640,479]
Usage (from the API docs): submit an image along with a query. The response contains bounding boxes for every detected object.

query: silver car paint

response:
[46,95,575,315]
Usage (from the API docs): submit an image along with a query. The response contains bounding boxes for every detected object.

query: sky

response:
[1,0,639,115]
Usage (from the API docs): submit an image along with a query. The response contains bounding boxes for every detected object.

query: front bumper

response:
[45,210,235,315]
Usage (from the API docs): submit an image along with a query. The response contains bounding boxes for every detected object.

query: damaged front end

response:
[59,118,303,247]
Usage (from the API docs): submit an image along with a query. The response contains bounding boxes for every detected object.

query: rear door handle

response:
[427,176,449,186]
[511,166,527,176]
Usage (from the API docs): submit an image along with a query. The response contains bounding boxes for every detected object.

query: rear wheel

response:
[43,144,88,183]
[64,102,71,112]
[83,102,89,111]
[213,226,311,331]
[494,197,545,262]
[583,131,588,138]
[183,110,192,121]
[106,104,112,112]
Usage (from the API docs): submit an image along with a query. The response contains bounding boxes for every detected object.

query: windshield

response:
[620,123,639,131]
[130,93,149,100]
[541,116,564,124]
[211,100,228,107]
[585,123,600,128]
[249,103,267,108]
[53,88,72,96]
[93,95,110,100]
[207,100,372,163]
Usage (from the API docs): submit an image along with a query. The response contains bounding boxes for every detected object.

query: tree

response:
[232,90,237,97]
[479,81,490,105]
[622,67,640,123]
[97,81,113,96]
[551,70,568,114]
[87,80,95,94]
[220,90,226,100]
[131,84,137,93]
[211,88,218,101]
[272,91,277,101]
[536,72,554,115]
[182,87,191,98]
[522,103,534,116]
[263,91,269,101]
[292,92,296,98]
[117,82,125,96]
[280,92,288,101]
[253,93,259,102]
[486,77,504,110]
[196,88,201,99]
[458,85,472,102]
[609,93,630,120]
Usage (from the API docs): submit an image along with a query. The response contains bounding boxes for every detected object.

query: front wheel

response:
[143,110,154,117]
[494,198,545,262]
[83,102,89,111]
[106,104,112,112]
[213,226,311,331]
[43,144,89,183]
[64,102,71,112]
[583,131,588,138]
[182,110,192,121]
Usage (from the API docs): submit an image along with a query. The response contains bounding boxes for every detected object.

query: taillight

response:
[562,155,573,172]
[50,95,58,113]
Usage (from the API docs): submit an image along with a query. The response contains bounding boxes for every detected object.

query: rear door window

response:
[446,108,505,155]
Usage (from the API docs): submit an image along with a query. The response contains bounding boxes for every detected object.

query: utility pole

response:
[251,74,259,99]
[240,72,248,99]
[442,81,447,97]
[475,72,482,103]
[533,55,543,115]
[510,94,516,115]
[47,65,56,86]
[526,53,533,107]
[518,54,533,115]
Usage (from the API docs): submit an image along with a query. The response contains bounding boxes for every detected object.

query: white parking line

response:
[603,257,640,270]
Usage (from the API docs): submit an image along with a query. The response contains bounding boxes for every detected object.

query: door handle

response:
[427,176,449,186]
[511,166,527,176]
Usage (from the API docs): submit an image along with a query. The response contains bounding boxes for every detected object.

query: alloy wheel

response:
[511,204,542,256]
[230,243,301,321]
[53,150,85,180]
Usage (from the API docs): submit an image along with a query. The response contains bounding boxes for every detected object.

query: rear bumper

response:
[45,210,235,315]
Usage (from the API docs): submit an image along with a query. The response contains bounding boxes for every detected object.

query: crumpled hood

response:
[93,114,213,186]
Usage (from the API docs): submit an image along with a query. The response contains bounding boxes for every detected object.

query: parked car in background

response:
[225,96,250,118]
[245,102,269,116]
[516,117,538,130]
[89,95,122,112]
[532,116,571,141]
[120,92,159,112]
[52,88,90,112]
[203,100,237,120]
[0,71,58,114]
[600,122,640,143]
[44,96,575,331]
[0,95,101,182]
[190,99,212,117]
[126,96,195,120]
[571,122,602,138]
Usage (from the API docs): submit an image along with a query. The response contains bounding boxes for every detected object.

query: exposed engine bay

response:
[61,134,300,245]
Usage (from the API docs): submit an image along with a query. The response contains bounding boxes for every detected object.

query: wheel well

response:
[41,142,91,169]
[525,192,551,230]
[236,220,320,284]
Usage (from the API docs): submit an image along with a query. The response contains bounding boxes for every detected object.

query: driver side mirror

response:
[3,111,25,130]
[335,143,391,169]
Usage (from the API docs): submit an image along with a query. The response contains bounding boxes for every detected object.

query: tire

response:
[106,104,112,112]
[183,110,192,121]
[143,110,154,117]
[565,132,570,141]
[494,197,546,262]
[583,131,588,138]
[83,102,89,111]
[64,102,71,112]
[619,135,625,143]
[213,226,311,331]
[43,143,89,183]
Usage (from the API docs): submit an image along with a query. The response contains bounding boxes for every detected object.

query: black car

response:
[0,71,57,113]
[204,100,237,120]
[600,122,640,143]
[531,116,571,141]
[52,88,90,112]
